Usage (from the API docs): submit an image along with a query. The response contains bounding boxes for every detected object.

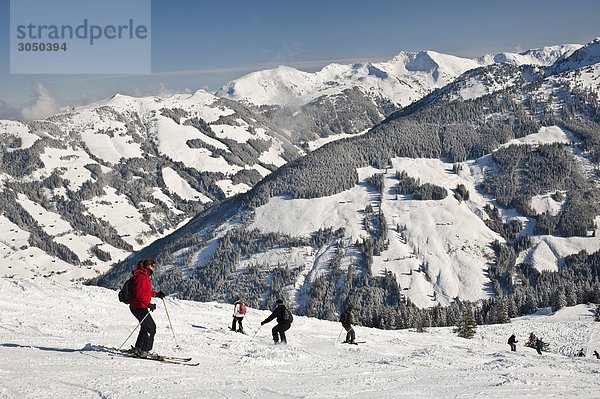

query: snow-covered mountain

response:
[546,38,600,76]
[90,38,600,327]
[2,277,600,398]
[217,44,581,108]
[1,38,598,324]
[0,90,302,282]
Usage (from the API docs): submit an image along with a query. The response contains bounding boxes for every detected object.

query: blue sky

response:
[1,0,599,119]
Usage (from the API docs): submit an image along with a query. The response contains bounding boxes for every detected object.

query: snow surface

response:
[0,121,39,150]
[1,277,600,398]
[161,167,211,203]
[502,126,576,147]
[517,235,600,272]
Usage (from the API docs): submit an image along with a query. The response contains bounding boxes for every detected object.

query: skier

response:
[261,299,292,345]
[593,350,600,359]
[341,305,356,344]
[129,259,165,357]
[507,334,518,351]
[231,296,246,333]
[576,348,586,357]
[527,332,537,347]
[535,337,545,355]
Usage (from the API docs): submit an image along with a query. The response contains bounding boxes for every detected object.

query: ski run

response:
[1,277,600,398]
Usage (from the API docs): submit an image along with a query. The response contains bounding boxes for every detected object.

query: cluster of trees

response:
[481,143,583,210]
[396,170,448,200]
[260,87,391,142]
[480,142,599,238]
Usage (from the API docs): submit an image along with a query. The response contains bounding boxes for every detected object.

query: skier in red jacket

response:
[130,259,165,357]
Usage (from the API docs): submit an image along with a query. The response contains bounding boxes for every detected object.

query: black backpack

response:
[283,308,294,323]
[340,312,347,323]
[118,277,134,304]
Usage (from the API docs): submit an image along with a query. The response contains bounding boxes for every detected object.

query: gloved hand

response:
[156,291,165,299]
[148,303,157,312]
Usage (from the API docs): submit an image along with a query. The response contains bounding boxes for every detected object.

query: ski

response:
[114,351,198,366]
[115,347,193,362]
[341,341,366,345]
[134,355,199,366]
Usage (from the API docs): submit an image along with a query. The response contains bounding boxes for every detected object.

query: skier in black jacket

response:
[507,334,518,351]
[261,299,292,345]
[341,305,356,344]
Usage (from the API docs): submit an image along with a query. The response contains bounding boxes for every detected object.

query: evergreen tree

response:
[454,310,477,339]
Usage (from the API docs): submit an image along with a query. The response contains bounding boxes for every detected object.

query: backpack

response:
[118,277,134,304]
[239,303,247,315]
[340,312,347,323]
[283,308,293,323]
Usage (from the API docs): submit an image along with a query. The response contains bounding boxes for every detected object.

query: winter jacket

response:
[342,309,355,327]
[233,301,245,318]
[508,335,517,345]
[535,339,544,350]
[263,304,289,325]
[129,268,156,309]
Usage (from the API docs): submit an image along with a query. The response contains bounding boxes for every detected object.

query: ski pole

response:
[249,324,262,342]
[162,298,179,348]
[118,309,152,351]
[242,315,252,332]
[336,327,345,344]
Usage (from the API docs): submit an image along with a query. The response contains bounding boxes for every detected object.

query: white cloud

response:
[21,83,61,121]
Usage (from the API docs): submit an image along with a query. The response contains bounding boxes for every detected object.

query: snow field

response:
[1,278,600,398]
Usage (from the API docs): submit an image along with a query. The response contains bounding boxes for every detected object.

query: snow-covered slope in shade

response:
[1,277,600,398]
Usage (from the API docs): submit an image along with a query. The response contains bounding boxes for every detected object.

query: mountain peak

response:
[546,38,600,76]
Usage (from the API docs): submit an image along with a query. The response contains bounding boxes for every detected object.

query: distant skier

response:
[527,332,537,348]
[341,305,356,344]
[576,348,586,357]
[129,259,165,357]
[507,334,518,351]
[593,350,600,359]
[261,299,292,345]
[231,296,246,333]
[535,337,545,355]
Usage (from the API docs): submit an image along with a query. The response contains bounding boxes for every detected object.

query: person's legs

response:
[237,317,244,332]
[279,323,290,344]
[343,324,352,342]
[140,313,156,352]
[130,308,156,352]
[272,325,279,344]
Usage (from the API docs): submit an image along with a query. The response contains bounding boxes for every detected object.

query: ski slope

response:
[1,277,600,398]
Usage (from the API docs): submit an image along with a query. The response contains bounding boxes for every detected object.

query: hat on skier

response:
[275,299,283,304]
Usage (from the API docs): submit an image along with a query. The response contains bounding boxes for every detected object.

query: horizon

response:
[0,0,599,120]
